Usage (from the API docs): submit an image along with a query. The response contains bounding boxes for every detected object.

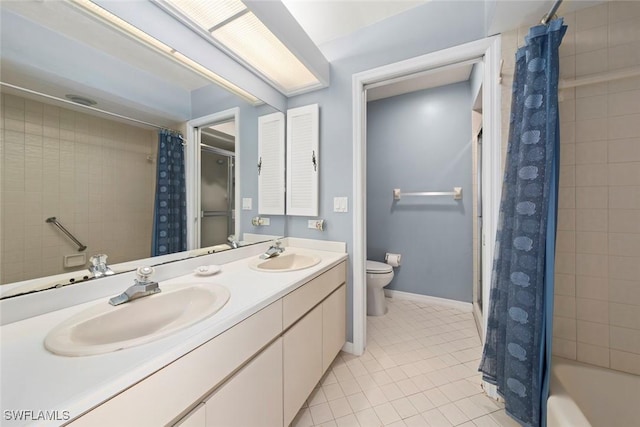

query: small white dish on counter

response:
[194,265,222,276]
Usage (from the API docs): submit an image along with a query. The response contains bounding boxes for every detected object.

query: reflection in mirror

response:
[0,1,284,299]
[200,119,237,248]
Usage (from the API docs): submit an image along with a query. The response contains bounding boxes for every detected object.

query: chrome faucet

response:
[89,254,114,278]
[260,240,285,259]
[109,266,160,306]
[227,235,239,249]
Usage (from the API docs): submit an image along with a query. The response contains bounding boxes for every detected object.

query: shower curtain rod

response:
[0,82,183,137]
[541,0,563,25]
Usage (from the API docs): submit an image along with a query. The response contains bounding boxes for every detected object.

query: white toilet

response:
[366,260,395,316]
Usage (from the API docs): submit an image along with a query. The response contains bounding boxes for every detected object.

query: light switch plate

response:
[333,197,348,212]
[242,198,252,210]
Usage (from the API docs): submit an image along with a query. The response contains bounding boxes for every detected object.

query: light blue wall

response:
[284,1,486,340]
[366,82,473,302]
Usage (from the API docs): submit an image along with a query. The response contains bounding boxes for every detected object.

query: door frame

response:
[351,36,502,355]
[186,108,240,250]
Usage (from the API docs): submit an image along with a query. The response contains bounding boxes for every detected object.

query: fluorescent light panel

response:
[167,0,246,31]
[164,0,321,94]
[69,0,260,104]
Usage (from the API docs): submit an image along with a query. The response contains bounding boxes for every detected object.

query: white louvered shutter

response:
[286,104,319,216]
[258,111,285,215]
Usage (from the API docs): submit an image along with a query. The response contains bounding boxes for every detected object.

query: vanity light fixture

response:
[67,0,260,104]
[161,0,322,95]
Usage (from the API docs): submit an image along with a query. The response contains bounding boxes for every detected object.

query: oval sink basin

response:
[250,253,321,272]
[45,284,230,357]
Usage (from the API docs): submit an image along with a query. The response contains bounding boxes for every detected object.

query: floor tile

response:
[301,298,496,426]
[329,397,353,419]
[310,403,334,425]
[373,402,402,425]
[335,414,360,427]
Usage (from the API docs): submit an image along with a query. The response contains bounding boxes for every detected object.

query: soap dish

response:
[194,265,221,276]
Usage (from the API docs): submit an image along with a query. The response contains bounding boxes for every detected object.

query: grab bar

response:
[46,217,87,251]
[393,187,462,200]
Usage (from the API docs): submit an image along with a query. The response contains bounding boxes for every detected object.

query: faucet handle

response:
[136,266,155,283]
[274,239,283,248]
[90,254,108,267]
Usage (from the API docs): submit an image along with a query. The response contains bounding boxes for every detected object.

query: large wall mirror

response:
[0,0,285,298]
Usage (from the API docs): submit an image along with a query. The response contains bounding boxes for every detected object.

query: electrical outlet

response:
[307,219,324,230]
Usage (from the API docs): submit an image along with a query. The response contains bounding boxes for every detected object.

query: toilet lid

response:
[366,260,393,273]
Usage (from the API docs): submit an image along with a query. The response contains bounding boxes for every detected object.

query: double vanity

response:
[0,239,348,427]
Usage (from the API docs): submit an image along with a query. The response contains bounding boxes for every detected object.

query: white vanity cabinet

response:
[204,337,283,427]
[66,260,346,427]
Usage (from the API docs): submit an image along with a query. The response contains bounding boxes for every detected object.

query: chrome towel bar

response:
[393,187,462,201]
[46,217,87,251]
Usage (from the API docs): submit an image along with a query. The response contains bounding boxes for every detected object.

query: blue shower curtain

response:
[152,130,187,256]
[479,19,566,427]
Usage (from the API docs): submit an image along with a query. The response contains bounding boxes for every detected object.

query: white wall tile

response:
[576,275,609,301]
[552,337,577,359]
[577,3,609,31]
[609,279,640,306]
[577,320,609,346]
[608,210,640,233]
[576,164,608,186]
[608,233,640,256]
[609,162,640,186]
[609,1,640,25]
[609,255,640,281]
[610,350,640,375]
[608,41,640,70]
[608,139,640,163]
[610,326,640,353]
[577,298,609,324]
[609,303,640,329]
[576,342,610,367]
[576,49,608,77]
[576,25,608,54]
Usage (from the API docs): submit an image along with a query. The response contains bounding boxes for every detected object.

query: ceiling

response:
[367,63,473,102]
[1,0,607,127]
[282,0,429,46]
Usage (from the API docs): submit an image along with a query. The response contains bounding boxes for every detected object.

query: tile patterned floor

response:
[291,298,521,427]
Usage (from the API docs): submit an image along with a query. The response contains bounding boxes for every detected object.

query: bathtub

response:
[547,357,640,426]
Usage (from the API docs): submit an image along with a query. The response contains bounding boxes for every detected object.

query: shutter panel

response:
[286,104,319,216]
[258,111,285,215]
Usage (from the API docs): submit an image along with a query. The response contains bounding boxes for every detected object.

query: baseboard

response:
[384,289,473,312]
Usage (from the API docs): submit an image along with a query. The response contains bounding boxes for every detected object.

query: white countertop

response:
[0,246,347,427]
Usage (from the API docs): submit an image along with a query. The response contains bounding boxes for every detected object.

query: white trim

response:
[341,341,355,354]
[186,108,240,251]
[352,36,502,356]
[384,289,473,312]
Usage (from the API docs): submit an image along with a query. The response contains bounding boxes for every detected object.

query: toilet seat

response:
[366,260,392,274]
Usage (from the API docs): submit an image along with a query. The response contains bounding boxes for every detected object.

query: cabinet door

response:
[283,305,322,426]
[205,338,283,427]
[174,404,205,427]
[322,284,347,372]
[258,111,285,215]
[286,104,319,216]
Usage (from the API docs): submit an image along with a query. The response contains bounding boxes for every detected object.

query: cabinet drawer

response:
[283,261,346,329]
[68,300,283,427]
